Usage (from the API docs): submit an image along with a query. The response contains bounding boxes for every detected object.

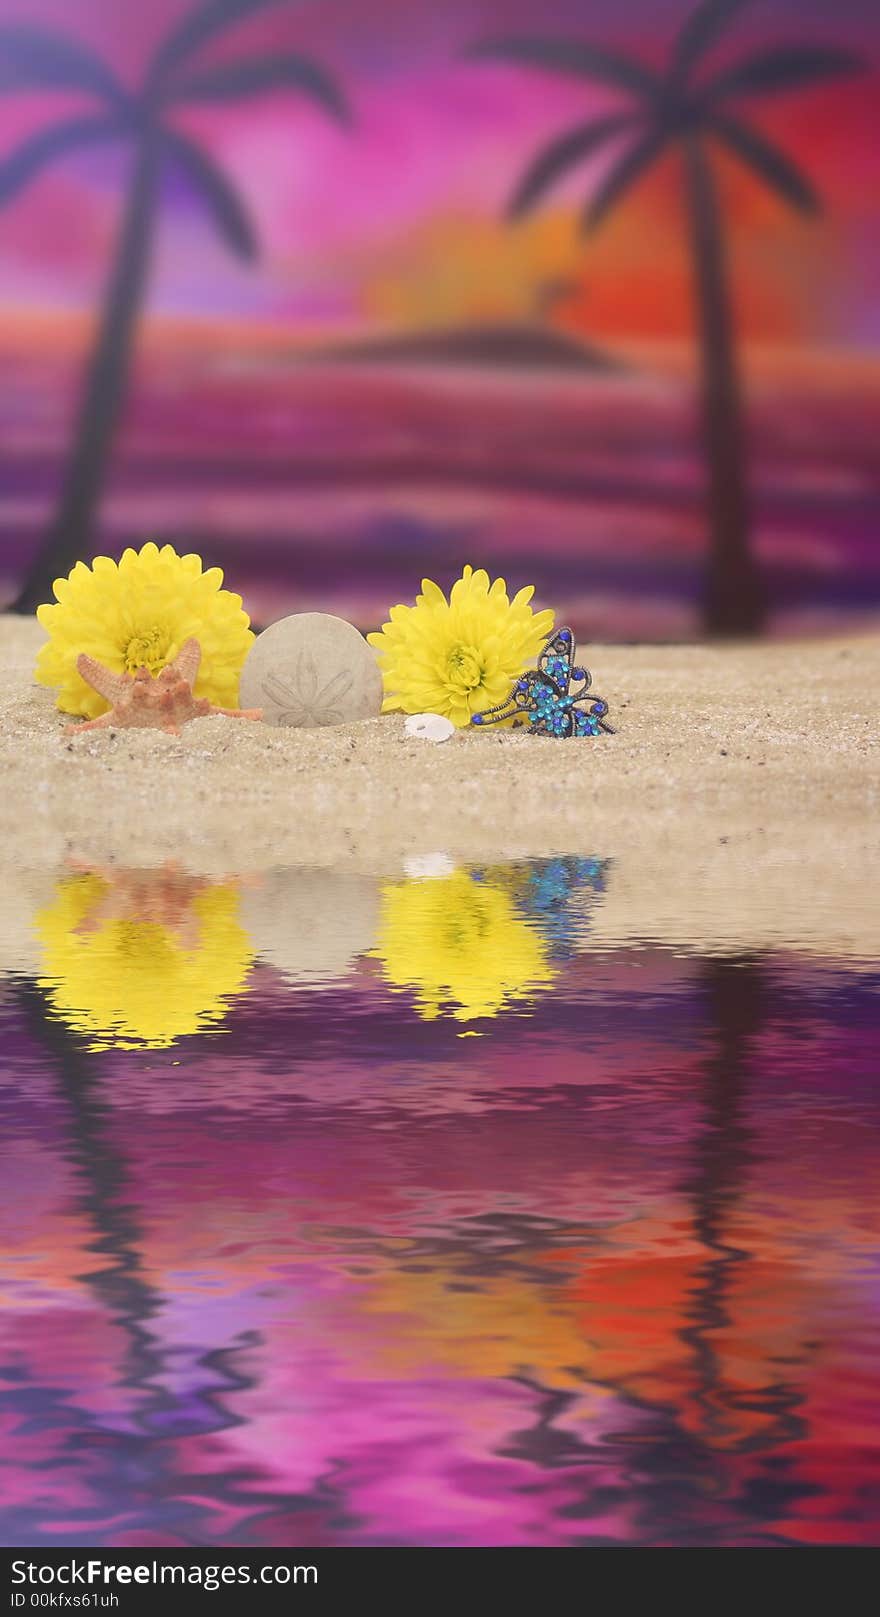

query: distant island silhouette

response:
[308,321,622,373]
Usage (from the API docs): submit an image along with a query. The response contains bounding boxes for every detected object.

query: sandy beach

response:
[0,615,877,959]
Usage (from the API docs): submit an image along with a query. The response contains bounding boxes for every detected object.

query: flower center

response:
[445,644,483,692]
[123,627,168,676]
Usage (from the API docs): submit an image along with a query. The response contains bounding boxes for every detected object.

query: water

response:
[1,856,878,1547]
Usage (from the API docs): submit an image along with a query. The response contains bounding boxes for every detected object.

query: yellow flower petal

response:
[34,543,253,718]
[370,567,554,728]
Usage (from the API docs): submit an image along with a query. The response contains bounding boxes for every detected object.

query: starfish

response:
[66,638,262,737]
[68,860,215,950]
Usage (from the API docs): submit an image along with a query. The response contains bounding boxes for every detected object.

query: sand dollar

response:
[240,612,382,728]
[242,868,379,987]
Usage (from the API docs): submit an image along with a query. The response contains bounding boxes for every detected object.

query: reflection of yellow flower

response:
[367,565,554,727]
[36,542,253,718]
[36,871,255,1049]
[372,869,555,1022]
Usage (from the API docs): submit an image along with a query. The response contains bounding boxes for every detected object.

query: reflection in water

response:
[683,959,767,1451]
[7,982,264,1546]
[240,867,378,989]
[372,866,557,1022]
[34,866,255,1049]
[15,978,164,1396]
[0,854,878,1546]
[472,856,610,959]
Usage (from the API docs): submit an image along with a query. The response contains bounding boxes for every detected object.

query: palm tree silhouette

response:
[0,0,349,614]
[471,0,864,636]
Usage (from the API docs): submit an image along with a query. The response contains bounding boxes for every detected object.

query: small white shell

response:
[403,853,457,880]
[404,712,456,743]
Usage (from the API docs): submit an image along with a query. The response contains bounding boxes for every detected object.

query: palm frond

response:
[707,44,866,103]
[0,24,124,104]
[711,114,820,212]
[508,113,635,218]
[170,52,349,123]
[0,115,120,208]
[150,0,289,85]
[582,126,670,232]
[163,128,258,258]
[672,1,753,78]
[468,37,659,99]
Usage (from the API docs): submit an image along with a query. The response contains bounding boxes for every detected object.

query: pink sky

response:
[0,0,877,348]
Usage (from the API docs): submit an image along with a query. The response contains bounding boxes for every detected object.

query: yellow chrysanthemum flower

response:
[367,565,554,727]
[372,868,556,1023]
[35,542,254,718]
[36,871,255,1050]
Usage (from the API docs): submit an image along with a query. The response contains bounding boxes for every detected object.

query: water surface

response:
[1,855,878,1546]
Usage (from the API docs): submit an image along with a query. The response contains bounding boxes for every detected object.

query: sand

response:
[0,615,877,961]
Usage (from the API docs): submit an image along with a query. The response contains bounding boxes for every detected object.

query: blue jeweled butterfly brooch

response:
[470,628,614,738]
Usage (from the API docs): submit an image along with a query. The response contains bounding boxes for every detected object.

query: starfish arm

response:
[65,711,115,735]
[76,653,131,706]
[211,706,263,721]
[173,637,201,690]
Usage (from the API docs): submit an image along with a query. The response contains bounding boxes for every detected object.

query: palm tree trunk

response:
[12,129,160,614]
[684,136,765,637]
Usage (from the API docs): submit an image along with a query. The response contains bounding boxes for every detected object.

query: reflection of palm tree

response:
[14,983,252,1472]
[471,0,864,636]
[1,0,349,614]
[14,981,167,1424]
[683,956,762,1444]
[9,980,334,1541]
[683,955,804,1468]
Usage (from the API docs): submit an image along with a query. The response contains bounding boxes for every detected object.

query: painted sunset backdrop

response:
[0,0,878,636]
